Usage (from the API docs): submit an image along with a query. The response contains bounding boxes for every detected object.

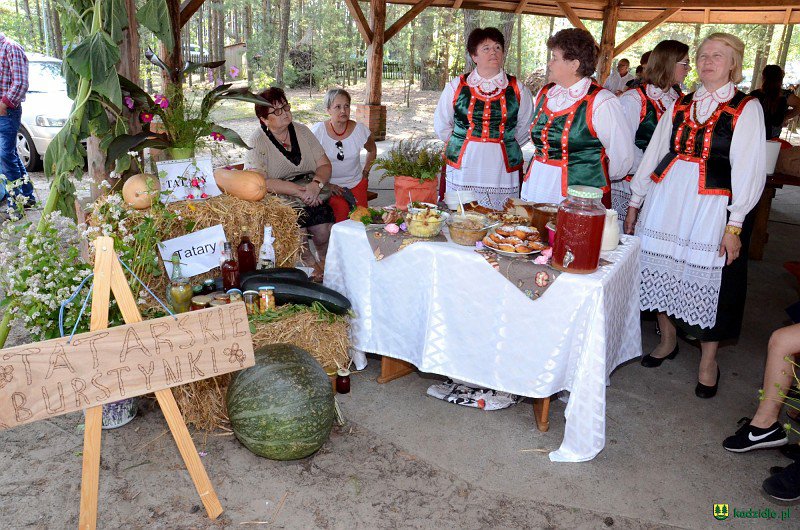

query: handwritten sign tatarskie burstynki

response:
[0,302,254,430]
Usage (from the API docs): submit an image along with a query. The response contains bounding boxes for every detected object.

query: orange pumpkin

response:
[122,173,161,209]
[213,169,268,201]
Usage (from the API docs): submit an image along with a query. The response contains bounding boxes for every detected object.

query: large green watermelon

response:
[226,343,335,460]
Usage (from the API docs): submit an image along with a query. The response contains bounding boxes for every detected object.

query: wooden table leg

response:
[533,397,551,432]
[749,184,777,261]
[377,357,416,384]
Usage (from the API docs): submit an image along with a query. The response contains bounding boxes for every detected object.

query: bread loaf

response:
[503,198,536,224]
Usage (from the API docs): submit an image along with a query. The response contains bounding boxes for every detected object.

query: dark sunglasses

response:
[268,102,292,116]
[335,140,344,161]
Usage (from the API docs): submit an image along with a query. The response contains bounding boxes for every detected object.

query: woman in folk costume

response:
[520,28,633,207]
[624,33,766,398]
[613,40,690,220]
[434,27,533,210]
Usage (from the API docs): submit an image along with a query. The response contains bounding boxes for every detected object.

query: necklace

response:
[330,120,348,137]
[271,128,291,148]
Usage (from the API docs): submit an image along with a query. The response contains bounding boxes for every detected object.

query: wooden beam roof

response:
[382,0,800,25]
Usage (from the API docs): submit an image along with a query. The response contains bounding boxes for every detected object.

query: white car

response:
[16,53,73,171]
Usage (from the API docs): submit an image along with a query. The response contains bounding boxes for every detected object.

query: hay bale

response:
[89,194,302,309]
[172,306,350,432]
[250,310,350,374]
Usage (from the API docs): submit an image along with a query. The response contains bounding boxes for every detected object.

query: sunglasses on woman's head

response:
[268,102,292,116]
[335,140,344,161]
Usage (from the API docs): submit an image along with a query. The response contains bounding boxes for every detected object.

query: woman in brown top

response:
[245,87,334,279]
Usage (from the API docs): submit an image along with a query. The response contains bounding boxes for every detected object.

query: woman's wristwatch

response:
[311,178,324,190]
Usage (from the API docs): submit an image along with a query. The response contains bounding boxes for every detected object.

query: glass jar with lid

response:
[551,185,606,274]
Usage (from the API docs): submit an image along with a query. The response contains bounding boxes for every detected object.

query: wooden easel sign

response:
[0,237,255,528]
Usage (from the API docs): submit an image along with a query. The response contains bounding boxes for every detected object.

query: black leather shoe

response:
[695,367,721,398]
[640,344,679,367]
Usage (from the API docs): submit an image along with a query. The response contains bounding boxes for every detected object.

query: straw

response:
[456,190,465,215]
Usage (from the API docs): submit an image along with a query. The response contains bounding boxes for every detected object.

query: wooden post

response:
[596,0,620,85]
[357,0,388,141]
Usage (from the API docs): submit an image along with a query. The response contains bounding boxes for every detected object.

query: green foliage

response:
[374,138,444,183]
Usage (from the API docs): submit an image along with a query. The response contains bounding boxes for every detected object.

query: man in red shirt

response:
[0,32,34,209]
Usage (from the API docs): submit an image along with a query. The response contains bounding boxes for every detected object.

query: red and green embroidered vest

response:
[444,74,523,172]
[526,82,609,194]
[651,90,751,197]
[634,84,680,151]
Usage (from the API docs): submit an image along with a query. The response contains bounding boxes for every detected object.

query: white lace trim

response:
[611,180,631,222]
[645,85,680,109]
[546,77,591,111]
[467,70,508,97]
[692,82,736,122]
[447,181,519,211]
[639,247,723,329]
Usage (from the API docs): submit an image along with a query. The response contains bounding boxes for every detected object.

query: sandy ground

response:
[2,84,800,528]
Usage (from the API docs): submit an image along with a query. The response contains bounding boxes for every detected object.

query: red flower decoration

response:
[200,193,209,199]
[186,193,195,200]
[140,112,154,124]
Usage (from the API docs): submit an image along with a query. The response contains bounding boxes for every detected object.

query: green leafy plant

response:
[104,51,271,164]
[374,137,444,183]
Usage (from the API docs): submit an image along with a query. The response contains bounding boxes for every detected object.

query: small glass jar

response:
[335,369,351,394]
[551,186,606,274]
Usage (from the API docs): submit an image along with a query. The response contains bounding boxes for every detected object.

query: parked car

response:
[17,53,73,171]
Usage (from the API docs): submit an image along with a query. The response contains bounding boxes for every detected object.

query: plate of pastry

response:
[481,224,547,257]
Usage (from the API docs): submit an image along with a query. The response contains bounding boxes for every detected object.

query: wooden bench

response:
[750,171,800,260]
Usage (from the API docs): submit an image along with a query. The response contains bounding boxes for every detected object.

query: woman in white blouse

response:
[520,28,633,207]
[311,89,377,222]
[613,39,690,220]
[434,27,533,210]
[624,33,766,398]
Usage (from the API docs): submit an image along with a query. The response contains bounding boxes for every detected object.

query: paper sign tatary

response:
[0,303,254,430]
[159,224,226,278]
[156,157,222,204]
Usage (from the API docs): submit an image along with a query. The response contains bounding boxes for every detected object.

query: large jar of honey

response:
[551,186,606,274]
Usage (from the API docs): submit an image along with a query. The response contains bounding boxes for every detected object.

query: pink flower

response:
[123,96,134,110]
[229,65,240,78]
[541,247,553,258]
[209,132,225,142]
[385,223,400,234]
[139,112,153,123]
[533,255,548,265]
[154,94,169,109]
[190,178,200,187]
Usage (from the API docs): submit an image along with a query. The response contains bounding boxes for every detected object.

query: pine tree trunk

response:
[35,0,45,50]
[198,4,204,60]
[463,9,478,72]
[276,0,291,86]
[245,4,253,82]
[777,24,794,69]
[751,24,775,91]
[263,0,270,31]
[418,11,437,89]
[50,1,62,59]
[209,2,216,62]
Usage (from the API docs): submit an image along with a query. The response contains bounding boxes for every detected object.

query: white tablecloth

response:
[325,221,642,462]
